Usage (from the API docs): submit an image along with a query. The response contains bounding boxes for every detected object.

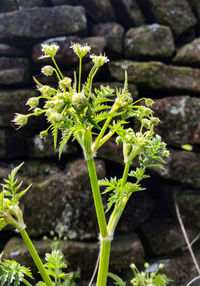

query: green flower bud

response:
[40,130,48,139]
[38,85,55,97]
[48,112,63,123]
[41,43,59,58]
[151,117,160,125]
[13,113,28,127]
[44,100,55,109]
[159,263,165,270]
[54,99,64,110]
[142,119,151,129]
[90,54,109,67]
[116,136,123,144]
[41,65,54,76]
[72,92,87,112]
[34,108,43,115]
[26,97,39,109]
[162,150,170,158]
[144,262,150,269]
[70,43,91,58]
[59,77,72,90]
[145,98,154,106]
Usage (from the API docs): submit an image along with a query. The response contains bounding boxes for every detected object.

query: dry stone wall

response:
[1,1,200,285]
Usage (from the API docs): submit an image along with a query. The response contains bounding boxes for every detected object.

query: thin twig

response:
[183,232,200,251]
[185,276,200,286]
[88,246,100,286]
[174,193,200,276]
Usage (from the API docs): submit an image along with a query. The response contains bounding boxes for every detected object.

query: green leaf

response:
[0,192,4,214]
[0,218,8,231]
[153,274,171,286]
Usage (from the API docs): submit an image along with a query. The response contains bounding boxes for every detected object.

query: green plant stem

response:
[107,162,131,235]
[93,102,119,152]
[78,57,82,93]
[52,57,63,79]
[96,239,111,286]
[20,229,53,286]
[86,158,107,238]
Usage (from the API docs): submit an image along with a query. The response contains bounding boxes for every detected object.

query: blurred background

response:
[1,0,200,285]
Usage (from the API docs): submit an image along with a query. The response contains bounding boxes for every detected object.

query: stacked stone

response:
[1,0,200,285]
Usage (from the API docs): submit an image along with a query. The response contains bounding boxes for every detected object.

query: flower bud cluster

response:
[90,54,109,67]
[41,65,54,76]
[41,43,59,58]
[70,43,91,58]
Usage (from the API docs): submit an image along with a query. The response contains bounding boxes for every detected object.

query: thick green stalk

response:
[86,158,107,238]
[20,229,53,286]
[96,239,111,286]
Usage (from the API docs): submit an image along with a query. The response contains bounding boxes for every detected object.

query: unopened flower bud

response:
[40,130,48,139]
[48,112,63,123]
[142,119,151,129]
[151,117,160,125]
[13,114,28,127]
[159,263,165,270]
[59,77,72,90]
[144,262,150,269]
[38,85,54,97]
[41,65,54,76]
[34,108,43,115]
[26,97,39,109]
[116,136,123,144]
[162,150,170,157]
[145,98,154,106]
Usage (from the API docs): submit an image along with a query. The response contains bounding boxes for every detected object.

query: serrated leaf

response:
[0,192,4,214]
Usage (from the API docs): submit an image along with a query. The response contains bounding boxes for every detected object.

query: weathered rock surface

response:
[173,37,200,66]
[3,234,144,280]
[152,96,200,146]
[0,44,25,57]
[0,89,36,127]
[17,0,45,8]
[108,61,200,93]
[189,0,200,19]
[19,159,105,239]
[32,134,77,158]
[148,0,197,36]
[0,0,17,12]
[80,0,116,22]
[92,23,124,56]
[32,36,105,67]
[153,149,200,188]
[98,138,123,164]
[142,218,198,255]
[124,24,175,59]
[0,57,30,85]
[176,189,200,228]
[111,0,145,28]
[0,6,87,40]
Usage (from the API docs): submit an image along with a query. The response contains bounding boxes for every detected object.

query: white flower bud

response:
[72,92,87,112]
